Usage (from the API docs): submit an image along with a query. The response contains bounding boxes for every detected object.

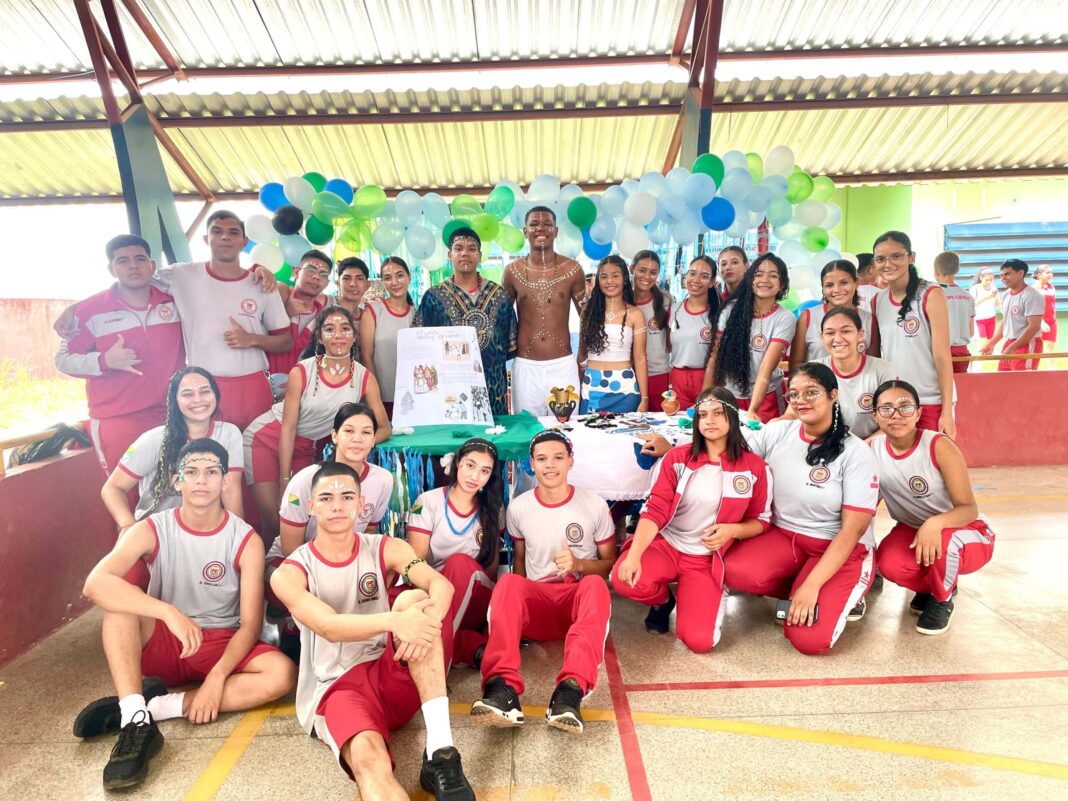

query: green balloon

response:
[786,171,814,203]
[484,185,516,221]
[302,172,327,192]
[311,191,354,225]
[305,216,334,245]
[496,223,525,253]
[780,287,800,313]
[451,194,482,221]
[442,219,468,248]
[274,263,293,284]
[567,196,597,229]
[745,152,764,183]
[339,219,372,251]
[471,213,499,242]
[352,185,387,220]
[800,226,829,253]
[693,153,725,186]
[811,175,836,202]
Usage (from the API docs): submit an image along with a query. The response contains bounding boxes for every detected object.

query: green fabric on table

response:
[379,412,546,460]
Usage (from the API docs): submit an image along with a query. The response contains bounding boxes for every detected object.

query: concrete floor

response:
[2,465,1067,801]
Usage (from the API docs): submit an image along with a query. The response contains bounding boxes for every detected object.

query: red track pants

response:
[482,573,611,695]
[876,520,994,602]
[440,553,494,668]
[724,527,873,655]
[611,536,728,653]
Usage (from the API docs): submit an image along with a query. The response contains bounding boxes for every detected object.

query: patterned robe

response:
[414,278,518,416]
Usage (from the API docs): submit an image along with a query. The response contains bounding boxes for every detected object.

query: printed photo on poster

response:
[392,326,494,427]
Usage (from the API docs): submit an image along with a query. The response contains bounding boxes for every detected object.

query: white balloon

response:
[723,150,748,173]
[560,183,584,204]
[284,177,317,213]
[657,194,688,224]
[600,186,627,217]
[616,221,649,259]
[814,248,842,264]
[422,193,451,228]
[279,234,311,265]
[665,166,691,195]
[246,214,276,244]
[828,234,842,252]
[794,199,828,227]
[672,215,700,245]
[590,216,617,245]
[621,178,640,196]
[405,226,436,260]
[777,239,810,268]
[764,145,796,178]
[527,174,561,203]
[423,238,449,271]
[395,190,422,225]
[639,171,669,198]
[371,221,404,254]
[748,210,765,229]
[250,242,284,272]
[725,218,749,238]
[691,208,710,234]
[776,221,805,241]
[623,191,657,226]
[823,202,843,230]
[840,251,860,268]
[789,264,819,293]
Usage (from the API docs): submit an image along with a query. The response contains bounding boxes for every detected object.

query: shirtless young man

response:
[502,206,587,416]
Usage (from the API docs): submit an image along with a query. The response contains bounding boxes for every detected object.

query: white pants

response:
[511,355,579,416]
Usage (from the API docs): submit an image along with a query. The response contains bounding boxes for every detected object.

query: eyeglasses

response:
[873,252,910,266]
[875,405,918,418]
[786,390,826,404]
[301,267,331,279]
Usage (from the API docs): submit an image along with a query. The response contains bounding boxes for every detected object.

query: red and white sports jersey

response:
[856,284,880,305]
[55,285,184,419]
[871,284,945,405]
[636,292,673,375]
[969,283,999,322]
[801,302,875,362]
[267,296,327,376]
[406,487,503,570]
[283,533,390,735]
[745,420,879,545]
[364,299,414,401]
[271,461,393,559]
[1000,285,1044,340]
[120,421,244,520]
[156,263,290,377]
[716,301,796,400]
[249,357,368,442]
[1039,283,1057,327]
[507,485,614,582]
[941,284,975,347]
[668,298,714,369]
[870,429,957,530]
[145,508,257,629]
[821,355,898,439]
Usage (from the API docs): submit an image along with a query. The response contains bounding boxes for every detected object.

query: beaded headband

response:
[529,430,573,457]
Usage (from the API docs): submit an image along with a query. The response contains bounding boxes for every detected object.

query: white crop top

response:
[589,321,643,362]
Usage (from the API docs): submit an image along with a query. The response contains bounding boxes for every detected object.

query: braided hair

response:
[712,253,789,396]
[147,367,221,514]
[874,231,925,323]
[631,249,669,331]
[445,438,504,570]
[675,255,721,360]
[579,255,634,357]
[300,305,360,397]
[791,362,850,466]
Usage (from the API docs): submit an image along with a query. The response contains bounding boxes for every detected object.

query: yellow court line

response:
[181,705,275,801]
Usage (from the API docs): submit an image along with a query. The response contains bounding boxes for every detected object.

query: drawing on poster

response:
[392,326,493,427]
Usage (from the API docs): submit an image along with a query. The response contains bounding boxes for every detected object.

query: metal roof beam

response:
[116,0,185,79]
[698,1,725,110]
[71,0,122,125]
[670,0,698,65]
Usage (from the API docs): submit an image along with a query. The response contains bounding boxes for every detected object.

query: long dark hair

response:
[719,245,749,297]
[580,255,634,357]
[791,362,850,466]
[712,253,789,395]
[148,367,221,514]
[821,260,860,308]
[325,402,378,462]
[874,231,925,323]
[445,438,503,570]
[689,387,750,463]
[380,256,414,307]
[632,249,669,331]
[676,255,721,360]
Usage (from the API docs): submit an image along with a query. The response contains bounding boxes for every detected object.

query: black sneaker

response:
[470,677,524,727]
[73,677,167,739]
[870,573,884,592]
[910,586,956,616]
[471,643,486,671]
[102,711,163,790]
[545,677,584,734]
[644,588,676,634]
[916,596,954,635]
[847,597,866,622]
[420,746,475,800]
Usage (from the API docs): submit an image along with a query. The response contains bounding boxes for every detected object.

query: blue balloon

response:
[323,178,354,204]
[798,299,822,314]
[258,182,287,212]
[242,241,255,254]
[700,197,736,231]
[581,227,611,260]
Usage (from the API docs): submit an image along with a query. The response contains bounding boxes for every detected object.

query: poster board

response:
[391,326,493,427]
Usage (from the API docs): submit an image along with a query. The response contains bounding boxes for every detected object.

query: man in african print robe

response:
[414,227,518,416]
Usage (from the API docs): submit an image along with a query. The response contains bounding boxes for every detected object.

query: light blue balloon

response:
[395,190,423,225]
[725,217,749,238]
[600,186,627,217]
[719,168,754,203]
[672,214,700,245]
[422,193,450,228]
[279,233,311,265]
[621,178,640,195]
[647,218,672,245]
[405,226,436,260]
[682,173,716,208]
[665,166,691,195]
[509,199,532,229]
[589,216,616,245]
[657,194,688,224]
[766,197,793,227]
[723,150,748,173]
[743,185,772,213]
[761,175,789,200]
[639,171,669,198]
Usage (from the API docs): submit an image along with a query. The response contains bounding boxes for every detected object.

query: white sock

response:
[147,691,186,721]
[421,696,453,759]
[118,693,147,728]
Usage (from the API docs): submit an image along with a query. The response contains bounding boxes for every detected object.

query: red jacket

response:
[640,444,773,532]
[55,285,185,419]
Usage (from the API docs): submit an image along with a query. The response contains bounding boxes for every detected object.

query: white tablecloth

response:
[536,414,690,501]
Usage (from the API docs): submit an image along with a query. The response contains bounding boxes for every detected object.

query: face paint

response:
[328,479,349,493]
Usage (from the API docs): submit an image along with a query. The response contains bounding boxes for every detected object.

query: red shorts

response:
[668,367,706,411]
[950,344,970,374]
[140,619,278,686]
[647,373,669,412]
[90,406,165,474]
[975,318,996,339]
[738,392,780,423]
[215,372,274,431]
[1042,321,1058,343]
[246,418,316,484]
[998,338,1041,372]
[917,404,943,432]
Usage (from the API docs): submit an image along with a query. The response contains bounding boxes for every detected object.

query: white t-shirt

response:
[636,293,673,376]
[120,421,244,519]
[941,284,975,347]
[744,420,879,545]
[1001,285,1044,340]
[716,301,796,400]
[870,430,954,530]
[969,284,999,322]
[659,463,723,555]
[507,485,614,582]
[872,284,946,405]
[668,298,714,369]
[821,355,898,439]
[156,262,290,377]
[406,486,504,570]
[856,284,880,305]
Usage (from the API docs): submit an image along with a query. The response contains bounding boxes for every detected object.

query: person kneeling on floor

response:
[471,431,617,734]
[75,438,295,791]
[270,462,475,801]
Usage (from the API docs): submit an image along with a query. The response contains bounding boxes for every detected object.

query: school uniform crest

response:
[732,475,752,494]
[358,572,380,598]
[902,316,920,335]
[241,298,258,315]
[909,475,930,496]
[751,333,768,350]
[158,305,174,320]
[808,465,831,485]
[202,560,226,583]
[565,523,584,544]
[859,392,874,411]
[700,326,712,342]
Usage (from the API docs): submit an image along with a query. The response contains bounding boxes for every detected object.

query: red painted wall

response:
[954,371,1068,467]
[0,298,77,381]
[0,450,114,667]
